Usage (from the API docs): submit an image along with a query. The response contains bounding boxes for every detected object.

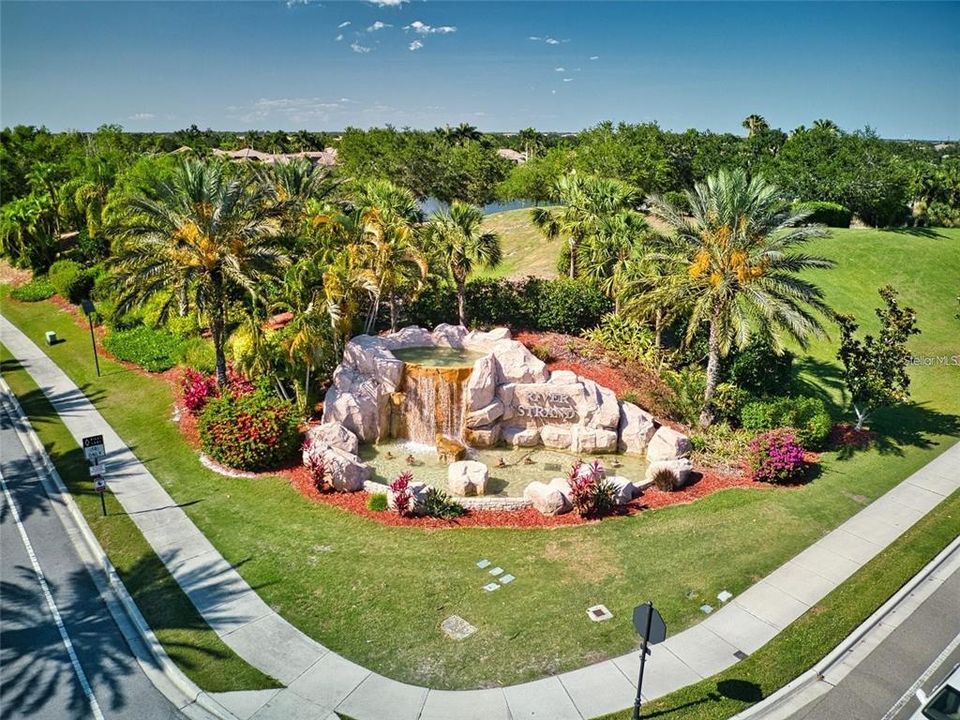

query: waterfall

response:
[398,364,473,445]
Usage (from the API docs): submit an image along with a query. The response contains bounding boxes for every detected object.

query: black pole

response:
[87,314,100,377]
[632,602,654,720]
[100,491,106,516]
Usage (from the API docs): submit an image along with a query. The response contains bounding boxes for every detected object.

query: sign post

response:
[80,299,100,378]
[83,435,107,515]
[631,601,667,720]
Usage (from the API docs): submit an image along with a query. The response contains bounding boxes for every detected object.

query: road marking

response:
[881,631,960,720]
[0,469,106,720]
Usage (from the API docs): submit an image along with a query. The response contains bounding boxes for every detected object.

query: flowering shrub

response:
[567,459,616,517]
[182,368,218,414]
[389,471,414,517]
[197,390,300,471]
[748,429,807,484]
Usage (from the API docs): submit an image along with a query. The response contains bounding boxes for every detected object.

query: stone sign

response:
[515,390,578,422]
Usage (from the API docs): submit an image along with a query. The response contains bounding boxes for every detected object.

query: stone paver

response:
[2,314,958,720]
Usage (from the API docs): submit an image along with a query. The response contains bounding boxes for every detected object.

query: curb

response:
[731,532,960,720]
[0,380,240,720]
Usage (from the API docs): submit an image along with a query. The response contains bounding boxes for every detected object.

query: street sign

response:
[633,603,667,645]
[82,434,105,461]
[89,463,106,477]
[93,477,107,493]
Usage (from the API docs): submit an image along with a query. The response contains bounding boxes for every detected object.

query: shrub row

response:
[48,260,96,304]
[400,276,612,334]
[793,200,853,228]
[740,396,832,448]
[10,277,55,302]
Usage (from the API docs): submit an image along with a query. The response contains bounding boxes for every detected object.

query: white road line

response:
[0,468,106,720]
[881,632,960,720]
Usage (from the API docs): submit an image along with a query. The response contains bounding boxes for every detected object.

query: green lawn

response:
[477,207,561,279]
[0,348,278,693]
[0,227,957,691]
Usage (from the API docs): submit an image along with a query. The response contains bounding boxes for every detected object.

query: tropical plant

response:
[747,429,807,484]
[428,201,502,325]
[389,471,414,517]
[837,286,920,430]
[742,114,769,137]
[637,169,834,427]
[422,488,466,519]
[531,171,639,279]
[112,159,289,385]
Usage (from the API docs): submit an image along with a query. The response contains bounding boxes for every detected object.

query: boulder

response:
[321,382,381,443]
[502,425,541,447]
[447,460,488,496]
[304,443,369,492]
[646,426,693,462]
[382,326,435,349]
[548,370,578,385]
[466,399,504,428]
[305,422,359,456]
[579,378,621,430]
[541,425,573,450]
[463,327,511,352]
[465,354,498,411]
[547,477,572,502]
[464,424,501,448]
[432,323,467,348]
[491,340,549,384]
[618,402,657,455]
[570,427,618,454]
[342,335,404,391]
[606,476,636,505]
[388,480,430,515]
[523,481,571,515]
[436,435,468,464]
[645,458,694,489]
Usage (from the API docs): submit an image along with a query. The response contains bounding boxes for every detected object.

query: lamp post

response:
[80,299,100,377]
[631,601,667,720]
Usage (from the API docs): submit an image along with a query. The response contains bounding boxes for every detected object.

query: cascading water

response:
[399,364,473,444]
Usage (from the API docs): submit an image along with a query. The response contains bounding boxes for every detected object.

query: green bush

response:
[740,396,832,448]
[198,390,300,472]
[103,325,184,372]
[793,201,853,228]
[529,344,552,362]
[582,313,657,364]
[47,259,95,304]
[177,338,216,374]
[725,339,794,396]
[10,277,55,302]
[927,201,960,228]
[662,190,691,214]
[421,487,466,519]
[536,278,612,334]
[366,493,389,512]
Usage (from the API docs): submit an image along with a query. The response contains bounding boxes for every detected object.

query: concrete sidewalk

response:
[2,314,958,720]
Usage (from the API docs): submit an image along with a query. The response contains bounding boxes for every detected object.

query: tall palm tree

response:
[428,201,502,326]
[742,114,769,137]
[113,159,289,385]
[812,118,841,135]
[531,171,639,279]
[578,210,649,314]
[638,169,835,427]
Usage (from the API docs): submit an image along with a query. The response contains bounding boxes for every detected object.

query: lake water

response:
[418,197,542,217]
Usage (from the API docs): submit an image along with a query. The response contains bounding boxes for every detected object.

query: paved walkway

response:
[2,314,959,720]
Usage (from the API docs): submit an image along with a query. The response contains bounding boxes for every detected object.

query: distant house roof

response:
[171,145,194,154]
[211,147,338,166]
[496,148,528,163]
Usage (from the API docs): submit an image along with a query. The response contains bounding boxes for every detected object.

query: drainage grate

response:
[733,650,748,661]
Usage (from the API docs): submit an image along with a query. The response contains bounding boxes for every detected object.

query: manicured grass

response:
[598,489,960,720]
[1,226,957,690]
[0,347,279,693]
[477,207,561,279]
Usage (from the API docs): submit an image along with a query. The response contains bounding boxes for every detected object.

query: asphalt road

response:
[792,563,960,720]
[0,409,183,720]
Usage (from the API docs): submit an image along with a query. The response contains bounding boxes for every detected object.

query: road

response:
[791,563,960,720]
[0,408,183,720]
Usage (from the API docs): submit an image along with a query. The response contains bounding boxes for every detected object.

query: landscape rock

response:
[466,399,504,428]
[523,481,572,515]
[465,355,498,411]
[547,477,572,502]
[491,340,549,384]
[463,327,511,352]
[619,402,657,455]
[646,426,693,462]
[432,323,467,348]
[305,421,359,456]
[570,427,619,454]
[606,475,636,505]
[547,370,578,385]
[502,425,541,447]
[382,326,435,349]
[342,335,404,391]
[447,460,489,496]
[322,379,381,443]
[464,424,501,448]
[540,424,573,450]
[645,458,694,489]
[303,443,370,492]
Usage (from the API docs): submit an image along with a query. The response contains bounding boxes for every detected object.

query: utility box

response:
[45,331,58,345]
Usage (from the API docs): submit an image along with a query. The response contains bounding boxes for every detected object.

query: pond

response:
[418,197,543,217]
[391,346,485,369]
[360,440,650,497]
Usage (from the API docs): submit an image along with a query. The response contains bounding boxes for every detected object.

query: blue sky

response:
[2,1,958,138]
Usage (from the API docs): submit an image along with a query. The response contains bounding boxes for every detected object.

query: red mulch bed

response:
[829,423,876,450]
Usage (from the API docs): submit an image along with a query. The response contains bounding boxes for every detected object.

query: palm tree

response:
[742,114,769,137]
[531,171,639,279]
[578,209,649,314]
[638,169,835,427]
[813,118,841,135]
[428,201,502,326]
[113,159,289,385]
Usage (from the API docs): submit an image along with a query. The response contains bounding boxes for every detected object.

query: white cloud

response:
[529,36,541,41]
[563,78,572,82]
[335,34,343,41]
[338,21,351,28]
[369,0,406,6]
[551,90,557,95]
[589,55,599,60]
[367,21,391,32]
[409,40,424,51]
[404,20,456,34]
[128,112,155,121]
[554,67,565,72]
[285,0,311,7]
[351,42,372,54]
[545,37,560,45]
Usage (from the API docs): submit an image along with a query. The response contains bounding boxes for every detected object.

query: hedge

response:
[103,325,184,372]
[10,277,55,302]
[793,201,853,228]
[47,259,95,304]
